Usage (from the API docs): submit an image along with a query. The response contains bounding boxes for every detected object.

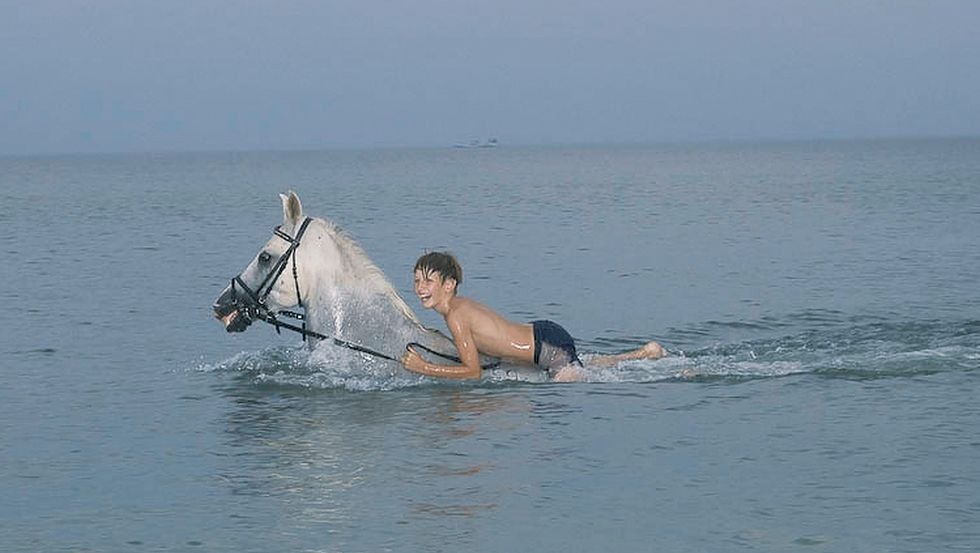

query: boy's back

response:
[443,296,535,364]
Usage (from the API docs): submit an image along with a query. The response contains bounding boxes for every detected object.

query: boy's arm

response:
[401,311,482,379]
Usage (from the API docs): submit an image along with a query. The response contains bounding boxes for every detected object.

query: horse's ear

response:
[279,191,303,228]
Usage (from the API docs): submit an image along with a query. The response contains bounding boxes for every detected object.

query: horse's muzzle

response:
[214,306,253,333]
[213,288,255,333]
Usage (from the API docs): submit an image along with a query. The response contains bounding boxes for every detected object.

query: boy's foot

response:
[640,341,666,359]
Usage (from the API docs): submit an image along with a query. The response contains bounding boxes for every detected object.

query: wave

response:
[669,318,980,381]
[195,318,980,390]
[197,345,429,391]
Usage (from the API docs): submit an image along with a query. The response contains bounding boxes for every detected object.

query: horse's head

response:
[213,191,312,332]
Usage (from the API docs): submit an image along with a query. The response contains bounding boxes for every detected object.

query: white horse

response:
[213,192,539,380]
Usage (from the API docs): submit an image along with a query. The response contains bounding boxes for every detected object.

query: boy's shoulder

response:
[446,296,494,323]
[446,296,477,317]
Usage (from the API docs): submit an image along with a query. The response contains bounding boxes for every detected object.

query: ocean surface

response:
[2,139,979,552]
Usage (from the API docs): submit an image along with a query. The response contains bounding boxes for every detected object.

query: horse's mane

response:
[318,217,424,327]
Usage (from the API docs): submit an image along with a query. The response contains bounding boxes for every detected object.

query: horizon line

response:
[3,132,979,160]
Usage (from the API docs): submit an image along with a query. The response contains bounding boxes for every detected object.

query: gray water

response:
[2,139,979,552]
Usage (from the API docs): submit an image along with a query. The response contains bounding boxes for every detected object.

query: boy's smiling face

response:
[414,268,456,310]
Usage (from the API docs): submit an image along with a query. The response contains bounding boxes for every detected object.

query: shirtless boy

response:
[400,252,666,381]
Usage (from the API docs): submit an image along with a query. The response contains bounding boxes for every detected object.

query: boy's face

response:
[414,268,456,309]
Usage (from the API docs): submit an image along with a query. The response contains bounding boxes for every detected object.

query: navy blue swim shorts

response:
[532,320,583,372]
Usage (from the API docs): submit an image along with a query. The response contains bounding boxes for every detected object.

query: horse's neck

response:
[305,281,452,355]
[308,281,415,332]
[300,221,449,352]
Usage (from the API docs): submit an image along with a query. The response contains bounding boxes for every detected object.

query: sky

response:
[2,0,979,155]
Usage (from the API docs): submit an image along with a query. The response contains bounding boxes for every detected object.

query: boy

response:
[400,252,665,381]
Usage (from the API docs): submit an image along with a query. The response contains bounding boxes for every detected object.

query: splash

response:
[196,319,980,390]
[197,344,426,391]
[668,318,980,380]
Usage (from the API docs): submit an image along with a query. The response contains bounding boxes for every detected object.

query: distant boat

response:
[454,138,499,149]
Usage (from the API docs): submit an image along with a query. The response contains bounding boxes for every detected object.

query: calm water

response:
[2,139,979,552]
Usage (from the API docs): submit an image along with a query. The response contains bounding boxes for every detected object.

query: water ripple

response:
[192,317,979,390]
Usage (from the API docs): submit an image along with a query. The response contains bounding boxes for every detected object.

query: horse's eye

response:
[259,252,272,264]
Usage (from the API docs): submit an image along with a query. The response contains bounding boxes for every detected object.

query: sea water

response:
[1,139,978,552]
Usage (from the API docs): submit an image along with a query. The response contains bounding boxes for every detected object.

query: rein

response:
[251,311,497,369]
[228,218,501,370]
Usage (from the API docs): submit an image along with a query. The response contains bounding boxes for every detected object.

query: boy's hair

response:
[414,251,463,291]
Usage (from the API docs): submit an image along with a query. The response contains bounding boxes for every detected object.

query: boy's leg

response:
[552,364,587,382]
[587,341,666,367]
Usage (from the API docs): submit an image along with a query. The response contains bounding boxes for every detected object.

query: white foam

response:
[194,325,978,389]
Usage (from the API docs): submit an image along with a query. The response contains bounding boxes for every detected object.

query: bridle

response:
[226,217,500,369]
[228,217,314,333]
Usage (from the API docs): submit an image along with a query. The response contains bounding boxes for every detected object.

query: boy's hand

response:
[401,346,426,373]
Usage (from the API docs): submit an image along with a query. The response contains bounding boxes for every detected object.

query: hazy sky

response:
[2,0,978,154]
